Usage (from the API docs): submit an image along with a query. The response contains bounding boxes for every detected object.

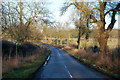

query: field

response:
[49,37,118,50]
[69,38,118,49]
[44,29,120,78]
[47,29,119,49]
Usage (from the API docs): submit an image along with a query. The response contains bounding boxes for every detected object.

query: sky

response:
[46,0,76,29]
[46,1,70,22]
[1,0,119,29]
[46,0,119,29]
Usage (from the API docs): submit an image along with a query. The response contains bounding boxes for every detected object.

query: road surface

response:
[34,43,109,79]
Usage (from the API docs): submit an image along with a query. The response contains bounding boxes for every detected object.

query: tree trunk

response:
[44,35,47,42]
[85,38,89,52]
[19,1,23,24]
[77,36,81,49]
[77,27,81,50]
[60,39,62,45]
[56,39,59,44]
[97,34,109,53]
[78,40,80,50]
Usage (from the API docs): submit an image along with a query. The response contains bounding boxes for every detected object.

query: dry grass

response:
[62,45,120,74]
[2,40,49,74]
[2,48,45,73]
[37,40,120,75]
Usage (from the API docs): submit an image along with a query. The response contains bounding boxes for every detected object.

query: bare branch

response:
[92,7,101,12]
[90,15,98,22]
[105,9,119,16]
[107,3,120,31]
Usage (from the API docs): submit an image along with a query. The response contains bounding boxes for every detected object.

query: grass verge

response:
[71,55,120,79]
[2,49,51,79]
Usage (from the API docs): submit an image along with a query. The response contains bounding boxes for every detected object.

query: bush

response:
[2,40,49,73]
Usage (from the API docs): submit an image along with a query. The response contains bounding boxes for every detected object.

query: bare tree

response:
[61,0,120,52]
[1,1,51,43]
[62,2,91,49]
[88,1,120,52]
[74,16,87,49]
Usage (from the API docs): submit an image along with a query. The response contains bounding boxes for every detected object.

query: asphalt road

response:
[34,43,109,79]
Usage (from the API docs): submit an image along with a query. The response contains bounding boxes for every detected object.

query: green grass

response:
[2,50,51,79]
[51,38,118,49]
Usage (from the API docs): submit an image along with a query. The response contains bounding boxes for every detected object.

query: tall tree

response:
[89,1,120,52]
[1,2,51,43]
[74,18,87,49]
[61,0,120,52]
[62,2,91,49]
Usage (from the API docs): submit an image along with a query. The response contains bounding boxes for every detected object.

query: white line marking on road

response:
[47,56,50,61]
[58,49,72,78]
[64,65,73,78]
[68,71,73,78]
[58,52,60,56]
[64,65,67,69]
[44,61,47,66]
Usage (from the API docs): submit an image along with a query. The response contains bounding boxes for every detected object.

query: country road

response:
[34,43,109,79]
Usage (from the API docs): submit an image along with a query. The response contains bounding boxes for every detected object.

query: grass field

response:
[50,37,118,49]
[70,38,119,49]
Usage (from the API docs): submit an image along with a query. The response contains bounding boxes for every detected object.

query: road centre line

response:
[64,65,73,78]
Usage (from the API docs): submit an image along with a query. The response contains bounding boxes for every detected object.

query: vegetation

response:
[1,2,52,43]
[2,40,51,79]
[52,43,120,79]
[1,0,120,79]
[61,0,120,52]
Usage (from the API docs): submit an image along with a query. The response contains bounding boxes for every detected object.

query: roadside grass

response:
[2,48,51,79]
[72,55,120,79]
[51,44,120,79]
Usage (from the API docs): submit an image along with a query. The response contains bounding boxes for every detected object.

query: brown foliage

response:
[63,45,120,74]
[2,40,48,73]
